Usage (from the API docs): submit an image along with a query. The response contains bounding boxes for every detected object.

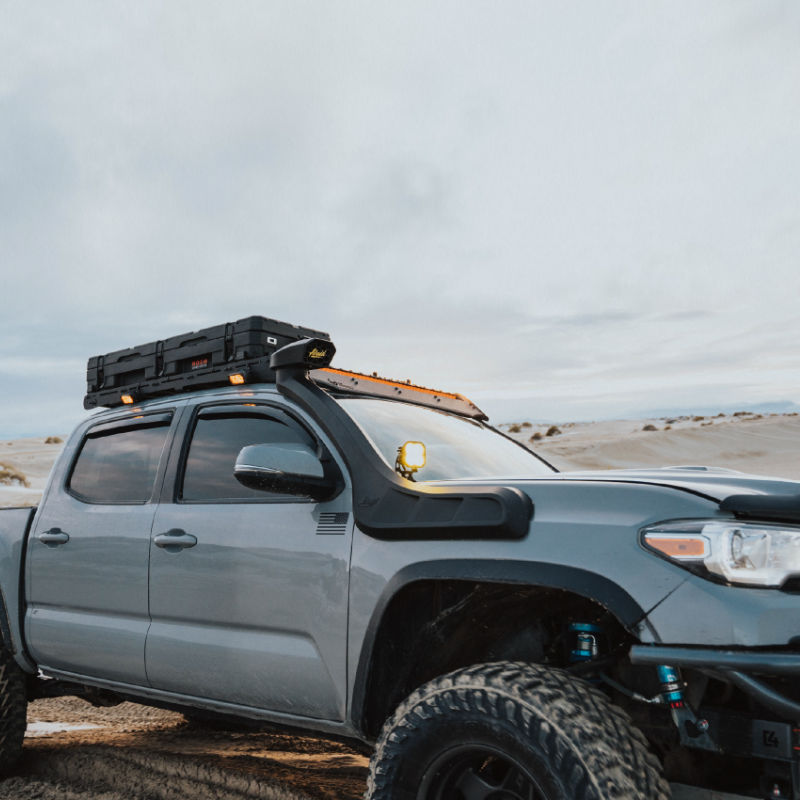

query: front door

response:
[25,411,176,685]
[146,401,352,720]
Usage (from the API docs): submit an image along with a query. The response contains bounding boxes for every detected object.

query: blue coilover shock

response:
[568,622,602,664]
[656,664,685,709]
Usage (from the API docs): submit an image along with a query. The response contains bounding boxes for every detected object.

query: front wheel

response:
[366,661,669,800]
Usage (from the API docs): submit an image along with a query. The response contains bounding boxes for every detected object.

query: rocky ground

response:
[1,698,368,800]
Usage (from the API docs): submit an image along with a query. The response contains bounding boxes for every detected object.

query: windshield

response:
[337,397,555,481]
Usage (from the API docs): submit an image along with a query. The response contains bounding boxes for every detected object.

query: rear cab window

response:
[67,413,173,504]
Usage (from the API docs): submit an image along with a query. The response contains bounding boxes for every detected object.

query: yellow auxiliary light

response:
[396,441,426,481]
[120,394,134,405]
[400,441,426,470]
[229,373,246,385]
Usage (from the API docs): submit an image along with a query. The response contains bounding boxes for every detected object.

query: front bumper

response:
[631,644,800,721]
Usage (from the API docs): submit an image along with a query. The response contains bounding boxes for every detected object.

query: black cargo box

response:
[85,316,329,409]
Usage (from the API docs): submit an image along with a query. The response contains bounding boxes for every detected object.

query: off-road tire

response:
[0,646,26,773]
[367,661,669,800]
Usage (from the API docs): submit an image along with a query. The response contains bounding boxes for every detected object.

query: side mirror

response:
[234,443,336,501]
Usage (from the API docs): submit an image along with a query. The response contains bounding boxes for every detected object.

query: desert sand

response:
[501,410,800,479]
[0,435,63,509]
[1,410,799,798]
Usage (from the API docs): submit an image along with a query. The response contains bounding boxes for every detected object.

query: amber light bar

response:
[319,368,466,401]
[312,366,488,420]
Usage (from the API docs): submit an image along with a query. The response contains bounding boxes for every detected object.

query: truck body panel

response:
[147,492,354,719]
[27,495,155,685]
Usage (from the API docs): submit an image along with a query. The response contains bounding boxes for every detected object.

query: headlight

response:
[643,520,800,588]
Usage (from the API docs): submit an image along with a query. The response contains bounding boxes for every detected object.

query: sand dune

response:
[505,412,800,480]
[0,436,65,508]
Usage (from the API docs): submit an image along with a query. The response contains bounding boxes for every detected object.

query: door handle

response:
[39,528,70,546]
[153,529,197,551]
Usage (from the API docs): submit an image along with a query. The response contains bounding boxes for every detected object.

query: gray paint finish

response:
[146,393,355,720]
[346,478,733,695]
[555,467,800,501]
[147,498,353,719]
[26,487,156,685]
[22,405,182,685]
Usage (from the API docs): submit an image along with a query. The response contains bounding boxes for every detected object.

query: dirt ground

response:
[0,697,369,800]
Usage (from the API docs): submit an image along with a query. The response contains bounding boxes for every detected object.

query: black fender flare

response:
[350,558,645,734]
[0,588,13,654]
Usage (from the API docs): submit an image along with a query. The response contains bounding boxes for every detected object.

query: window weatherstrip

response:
[86,411,174,437]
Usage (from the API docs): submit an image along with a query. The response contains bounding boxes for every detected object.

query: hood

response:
[435,466,800,503]
[555,466,800,503]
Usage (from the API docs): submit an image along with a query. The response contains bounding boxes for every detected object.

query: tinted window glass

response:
[69,423,171,504]
[182,413,315,501]
[338,398,554,481]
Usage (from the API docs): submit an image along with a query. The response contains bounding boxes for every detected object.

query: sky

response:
[2,2,800,437]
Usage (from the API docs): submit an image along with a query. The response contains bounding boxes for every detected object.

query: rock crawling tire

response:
[0,645,26,774]
[366,661,669,800]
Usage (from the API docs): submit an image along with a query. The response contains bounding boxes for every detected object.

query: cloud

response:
[1,3,800,435]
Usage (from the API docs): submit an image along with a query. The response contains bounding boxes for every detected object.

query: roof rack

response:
[84,316,330,409]
[83,316,486,419]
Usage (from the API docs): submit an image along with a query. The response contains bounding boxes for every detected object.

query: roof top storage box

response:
[85,316,329,409]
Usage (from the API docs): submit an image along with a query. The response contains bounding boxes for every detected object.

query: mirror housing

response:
[234,443,336,501]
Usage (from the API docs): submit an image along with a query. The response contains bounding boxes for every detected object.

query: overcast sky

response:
[2,2,800,437]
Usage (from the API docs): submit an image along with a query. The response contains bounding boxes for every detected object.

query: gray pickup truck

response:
[2,322,800,800]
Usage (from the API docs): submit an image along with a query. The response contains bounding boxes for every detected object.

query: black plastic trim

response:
[719,493,800,524]
[15,506,37,665]
[724,671,800,721]
[87,412,174,437]
[84,316,331,409]
[350,559,645,736]
[0,586,14,654]
[197,404,294,420]
[271,356,533,541]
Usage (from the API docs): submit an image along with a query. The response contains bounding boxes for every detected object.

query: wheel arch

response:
[351,559,646,739]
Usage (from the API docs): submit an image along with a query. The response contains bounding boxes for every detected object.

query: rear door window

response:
[68,419,172,504]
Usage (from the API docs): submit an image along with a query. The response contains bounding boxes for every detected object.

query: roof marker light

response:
[120,394,134,405]
[229,373,246,385]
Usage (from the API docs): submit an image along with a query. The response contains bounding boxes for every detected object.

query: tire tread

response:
[366,660,670,800]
